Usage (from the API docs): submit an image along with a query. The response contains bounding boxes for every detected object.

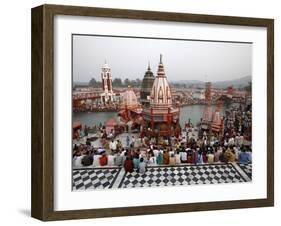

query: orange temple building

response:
[119,87,142,122]
[211,100,224,136]
[201,82,224,135]
[201,82,213,130]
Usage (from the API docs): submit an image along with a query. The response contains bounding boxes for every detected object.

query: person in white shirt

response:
[107,154,115,166]
[115,152,124,166]
[93,154,101,167]
[175,151,181,164]
[148,153,157,165]
[224,140,228,147]
[109,140,117,152]
[238,135,244,147]
[108,132,114,139]
[139,158,147,174]
[73,155,83,168]
[233,146,240,161]
[121,149,126,156]
[153,148,159,158]
[180,151,187,163]
[131,136,136,148]
[203,137,207,146]
[228,137,235,145]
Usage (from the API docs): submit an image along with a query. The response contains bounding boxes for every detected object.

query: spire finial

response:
[160,54,163,64]
[105,59,107,64]
[148,61,151,70]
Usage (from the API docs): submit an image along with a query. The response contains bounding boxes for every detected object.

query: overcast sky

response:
[73,35,252,83]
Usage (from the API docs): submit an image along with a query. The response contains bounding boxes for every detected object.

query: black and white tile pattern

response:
[119,163,248,189]
[237,163,252,179]
[72,163,252,191]
[72,167,121,190]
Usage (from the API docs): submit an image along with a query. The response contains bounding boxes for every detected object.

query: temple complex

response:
[140,62,155,107]
[100,61,115,104]
[71,38,253,192]
[142,55,181,138]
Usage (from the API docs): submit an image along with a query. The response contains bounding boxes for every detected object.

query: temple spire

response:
[157,54,165,78]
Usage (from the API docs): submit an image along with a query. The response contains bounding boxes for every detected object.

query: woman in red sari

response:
[124,157,134,173]
[163,150,170,165]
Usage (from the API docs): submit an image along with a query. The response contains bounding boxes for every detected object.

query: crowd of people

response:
[73,135,252,174]
[73,104,252,174]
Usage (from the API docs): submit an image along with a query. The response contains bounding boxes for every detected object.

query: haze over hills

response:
[173,76,251,88]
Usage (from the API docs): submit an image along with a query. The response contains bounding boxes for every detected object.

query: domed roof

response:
[121,87,139,109]
[150,55,172,107]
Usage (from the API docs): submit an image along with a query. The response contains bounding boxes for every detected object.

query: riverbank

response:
[73,104,226,129]
[73,102,218,113]
[73,108,118,113]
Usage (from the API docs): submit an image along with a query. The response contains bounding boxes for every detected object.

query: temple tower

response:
[100,61,114,104]
[202,82,213,122]
[150,55,173,107]
[211,100,224,136]
[140,62,155,107]
[142,55,180,138]
[201,82,213,130]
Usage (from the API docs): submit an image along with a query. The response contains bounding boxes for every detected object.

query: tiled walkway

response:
[72,163,252,191]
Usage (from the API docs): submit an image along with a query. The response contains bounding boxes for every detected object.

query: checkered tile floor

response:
[119,164,248,189]
[72,167,121,190]
[237,163,252,179]
[72,163,252,191]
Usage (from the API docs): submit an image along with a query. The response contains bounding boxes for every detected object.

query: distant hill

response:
[213,76,251,88]
[172,76,251,89]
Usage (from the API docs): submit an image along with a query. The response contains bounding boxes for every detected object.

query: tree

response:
[112,78,123,87]
[130,79,137,87]
[136,78,141,87]
[124,78,130,87]
[89,78,101,88]
[89,78,97,87]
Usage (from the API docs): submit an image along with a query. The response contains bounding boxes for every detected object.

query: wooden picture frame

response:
[31,4,274,221]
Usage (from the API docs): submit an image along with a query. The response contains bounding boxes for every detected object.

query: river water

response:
[73,105,226,128]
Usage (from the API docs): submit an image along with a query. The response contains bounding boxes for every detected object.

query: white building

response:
[100,61,115,104]
[192,89,205,100]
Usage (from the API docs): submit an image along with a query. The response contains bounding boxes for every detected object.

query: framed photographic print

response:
[31,4,274,221]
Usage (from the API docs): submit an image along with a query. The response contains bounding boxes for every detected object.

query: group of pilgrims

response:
[73,103,252,174]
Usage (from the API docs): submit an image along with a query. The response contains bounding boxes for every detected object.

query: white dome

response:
[121,88,139,109]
